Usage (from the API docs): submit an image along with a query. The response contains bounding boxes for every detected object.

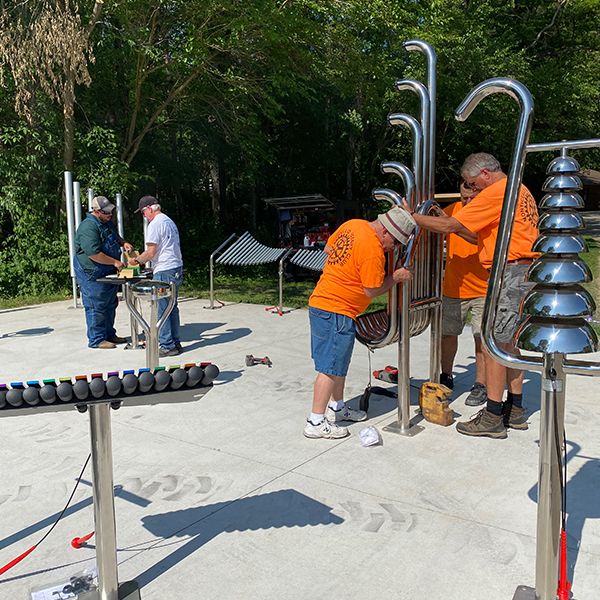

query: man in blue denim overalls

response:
[74,196,133,349]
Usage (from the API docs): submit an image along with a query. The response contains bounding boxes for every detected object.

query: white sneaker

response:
[304,419,349,439]
[326,405,367,423]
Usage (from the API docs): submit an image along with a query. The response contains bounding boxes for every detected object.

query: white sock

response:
[328,400,345,411]
[309,412,325,424]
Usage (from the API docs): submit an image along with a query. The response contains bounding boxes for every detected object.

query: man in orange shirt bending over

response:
[305,207,416,440]
[440,181,490,406]
[405,153,538,439]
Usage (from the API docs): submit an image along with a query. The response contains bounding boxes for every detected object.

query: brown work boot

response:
[108,335,128,344]
[96,340,116,349]
[503,403,529,430]
[456,408,507,439]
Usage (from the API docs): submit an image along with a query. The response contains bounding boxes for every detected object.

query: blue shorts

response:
[309,306,356,377]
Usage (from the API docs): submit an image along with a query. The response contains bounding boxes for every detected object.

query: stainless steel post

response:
[64,172,78,309]
[123,285,142,350]
[147,289,159,368]
[207,233,237,309]
[125,282,176,369]
[116,193,124,239]
[536,353,566,600]
[73,181,82,228]
[89,403,119,600]
[398,281,411,432]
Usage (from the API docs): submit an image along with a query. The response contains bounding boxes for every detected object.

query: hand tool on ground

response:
[245,354,273,367]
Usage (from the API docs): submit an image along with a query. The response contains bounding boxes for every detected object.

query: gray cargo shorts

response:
[442,296,485,337]
[494,263,534,344]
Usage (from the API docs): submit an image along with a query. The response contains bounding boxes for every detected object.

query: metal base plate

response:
[512,585,536,600]
[383,419,424,437]
[77,580,141,599]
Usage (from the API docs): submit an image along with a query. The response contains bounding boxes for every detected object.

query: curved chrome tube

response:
[372,187,403,207]
[395,80,430,198]
[380,161,415,209]
[455,78,543,372]
[403,39,436,202]
[387,113,423,206]
[359,166,415,350]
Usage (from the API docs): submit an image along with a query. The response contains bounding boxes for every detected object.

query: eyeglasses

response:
[460,179,479,192]
[461,168,487,192]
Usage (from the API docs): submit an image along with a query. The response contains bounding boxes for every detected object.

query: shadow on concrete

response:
[136,489,343,588]
[179,322,252,350]
[212,370,243,385]
[527,440,600,585]
[0,484,148,584]
[1,327,53,339]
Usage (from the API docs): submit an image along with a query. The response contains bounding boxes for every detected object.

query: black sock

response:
[507,392,523,408]
[486,399,503,416]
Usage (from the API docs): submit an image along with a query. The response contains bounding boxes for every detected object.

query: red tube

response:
[0,545,37,576]
[556,528,571,600]
[71,531,95,549]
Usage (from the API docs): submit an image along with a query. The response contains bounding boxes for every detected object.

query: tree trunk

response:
[209,160,221,217]
[63,78,75,171]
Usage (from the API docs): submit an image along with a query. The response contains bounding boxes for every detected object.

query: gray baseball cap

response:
[91,196,115,213]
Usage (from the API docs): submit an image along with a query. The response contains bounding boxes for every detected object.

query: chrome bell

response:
[538,211,585,232]
[546,156,580,175]
[542,174,583,193]
[521,285,596,319]
[527,256,592,285]
[515,318,598,354]
[532,233,587,254]
[539,192,584,210]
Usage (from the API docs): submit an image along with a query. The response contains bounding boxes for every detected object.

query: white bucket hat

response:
[377,207,416,245]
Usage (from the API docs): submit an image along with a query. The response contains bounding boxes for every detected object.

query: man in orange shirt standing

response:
[405,153,538,439]
[305,207,416,440]
[440,181,490,406]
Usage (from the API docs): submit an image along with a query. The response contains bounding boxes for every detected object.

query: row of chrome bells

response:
[515,155,599,354]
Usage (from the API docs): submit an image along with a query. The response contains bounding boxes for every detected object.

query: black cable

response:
[549,367,568,530]
[0,453,91,577]
[38,453,92,545]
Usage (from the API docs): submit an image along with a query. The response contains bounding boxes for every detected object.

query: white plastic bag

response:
[359,426,381,447]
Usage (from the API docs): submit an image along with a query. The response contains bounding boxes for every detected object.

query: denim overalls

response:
[74,216,122,348]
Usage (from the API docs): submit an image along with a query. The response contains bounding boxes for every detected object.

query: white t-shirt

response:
[146,212,183,273]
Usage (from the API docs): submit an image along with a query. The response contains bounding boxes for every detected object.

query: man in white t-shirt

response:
[129,195,184,357]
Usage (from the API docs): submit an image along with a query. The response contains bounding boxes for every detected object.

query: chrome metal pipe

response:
[208,233,237,308]
[403,39,437,203]
[73,181,82,229]
[123,286,142,350]
[387,113,423,206]
[455,77,543,373]
[64,172,78,309]
[380,162,415,209]
[526,138,600,153]
[125,282,176,368]
[116,193,124,240]
[89,403,119,600]
[535,353,566,600]
[372,187,403,207]
[395,80,430,198]
[398,280,411,433]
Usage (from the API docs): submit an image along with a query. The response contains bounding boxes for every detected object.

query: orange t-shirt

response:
[443,202,489,298]
[309,220,385,319]
[453,177,539,270]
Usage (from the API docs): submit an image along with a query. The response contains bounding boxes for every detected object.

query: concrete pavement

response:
[0,296,599,599]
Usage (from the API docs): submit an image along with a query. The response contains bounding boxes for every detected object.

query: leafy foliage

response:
[0,0,599,300]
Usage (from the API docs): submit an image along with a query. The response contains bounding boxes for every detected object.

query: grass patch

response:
[0,291,71,310]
